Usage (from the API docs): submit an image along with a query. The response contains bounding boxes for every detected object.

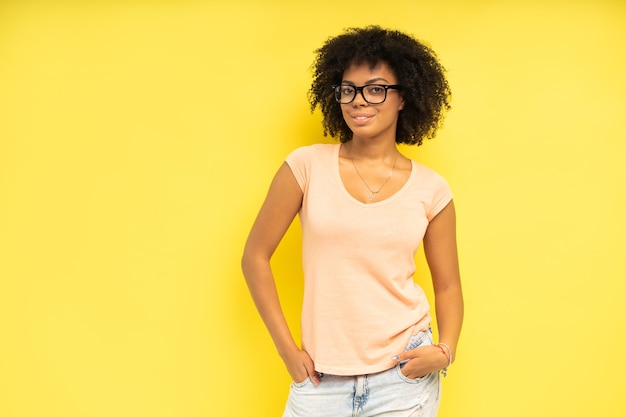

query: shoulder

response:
[286,143,338,159]
[409,160,453,219]
[411,160,449,186]
[285,143,338,187]
[285,143,338,168]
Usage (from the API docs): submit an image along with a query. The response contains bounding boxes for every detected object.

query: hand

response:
[394,345,448,379]
[283,348,321,386]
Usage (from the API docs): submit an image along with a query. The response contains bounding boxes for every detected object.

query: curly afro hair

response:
[309,26,451,145]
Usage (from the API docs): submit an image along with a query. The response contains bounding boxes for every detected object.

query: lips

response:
[351,113,374,125]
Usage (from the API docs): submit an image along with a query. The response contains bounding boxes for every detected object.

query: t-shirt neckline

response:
[333,143,416,207]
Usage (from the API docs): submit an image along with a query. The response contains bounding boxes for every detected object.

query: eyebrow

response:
[341,77,392,85]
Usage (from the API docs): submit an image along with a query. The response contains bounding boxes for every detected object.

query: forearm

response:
[434,284,464,362]
[241,254,299,359]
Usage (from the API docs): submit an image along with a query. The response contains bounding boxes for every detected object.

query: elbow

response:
[241,246,269,280]
[241,249,253,277]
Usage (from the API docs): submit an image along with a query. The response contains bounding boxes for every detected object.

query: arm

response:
[395,200,464,377]
[241,162,320,385]
[424,200,464,362]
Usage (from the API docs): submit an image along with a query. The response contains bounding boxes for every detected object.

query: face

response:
[339,61,404,142]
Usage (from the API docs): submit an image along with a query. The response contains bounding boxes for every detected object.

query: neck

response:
[345,137,398,161]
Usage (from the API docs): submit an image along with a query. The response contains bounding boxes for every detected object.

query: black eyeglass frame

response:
[331,84,403,104]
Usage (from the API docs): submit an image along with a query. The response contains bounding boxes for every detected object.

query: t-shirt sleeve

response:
[426,172,453,221]
[284,146,311,192]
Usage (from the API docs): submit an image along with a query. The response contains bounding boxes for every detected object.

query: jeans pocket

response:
[395,329,435,384]
[291,377,311,389]
[396,363,432,384]
[405,328,433,351]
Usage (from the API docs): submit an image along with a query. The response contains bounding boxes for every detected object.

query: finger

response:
[303,361,321,386]
[310,372,321,386]
[392,351,413,362]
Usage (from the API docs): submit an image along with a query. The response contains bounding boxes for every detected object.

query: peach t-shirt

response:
[285,144,452,375]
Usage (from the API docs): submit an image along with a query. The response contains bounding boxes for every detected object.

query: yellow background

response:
[1,1,625,416]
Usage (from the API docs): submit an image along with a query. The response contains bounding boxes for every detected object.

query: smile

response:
[351,114,374,123]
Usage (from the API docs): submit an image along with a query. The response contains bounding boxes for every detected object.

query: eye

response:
[367,85,385,95]
[341,86,355,95]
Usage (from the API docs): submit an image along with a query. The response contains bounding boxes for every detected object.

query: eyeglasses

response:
[332,84,402,104]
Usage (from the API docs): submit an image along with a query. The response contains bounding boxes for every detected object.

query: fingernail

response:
[392,355,400,361]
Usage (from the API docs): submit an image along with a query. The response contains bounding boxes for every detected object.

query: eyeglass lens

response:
[335,85,389,104]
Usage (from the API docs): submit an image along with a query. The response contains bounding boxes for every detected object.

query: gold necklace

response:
[345,144,399,201]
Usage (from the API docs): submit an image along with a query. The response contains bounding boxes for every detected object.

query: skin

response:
[241,61,463,386]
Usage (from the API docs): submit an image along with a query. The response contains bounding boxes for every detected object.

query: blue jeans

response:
[283,330,441,417]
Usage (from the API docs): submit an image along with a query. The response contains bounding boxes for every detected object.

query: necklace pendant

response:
[369,194,375,201]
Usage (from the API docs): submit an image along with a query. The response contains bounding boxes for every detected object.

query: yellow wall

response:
[1,1,625,416]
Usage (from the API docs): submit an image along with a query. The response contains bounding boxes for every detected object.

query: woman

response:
[241,26,463,417]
